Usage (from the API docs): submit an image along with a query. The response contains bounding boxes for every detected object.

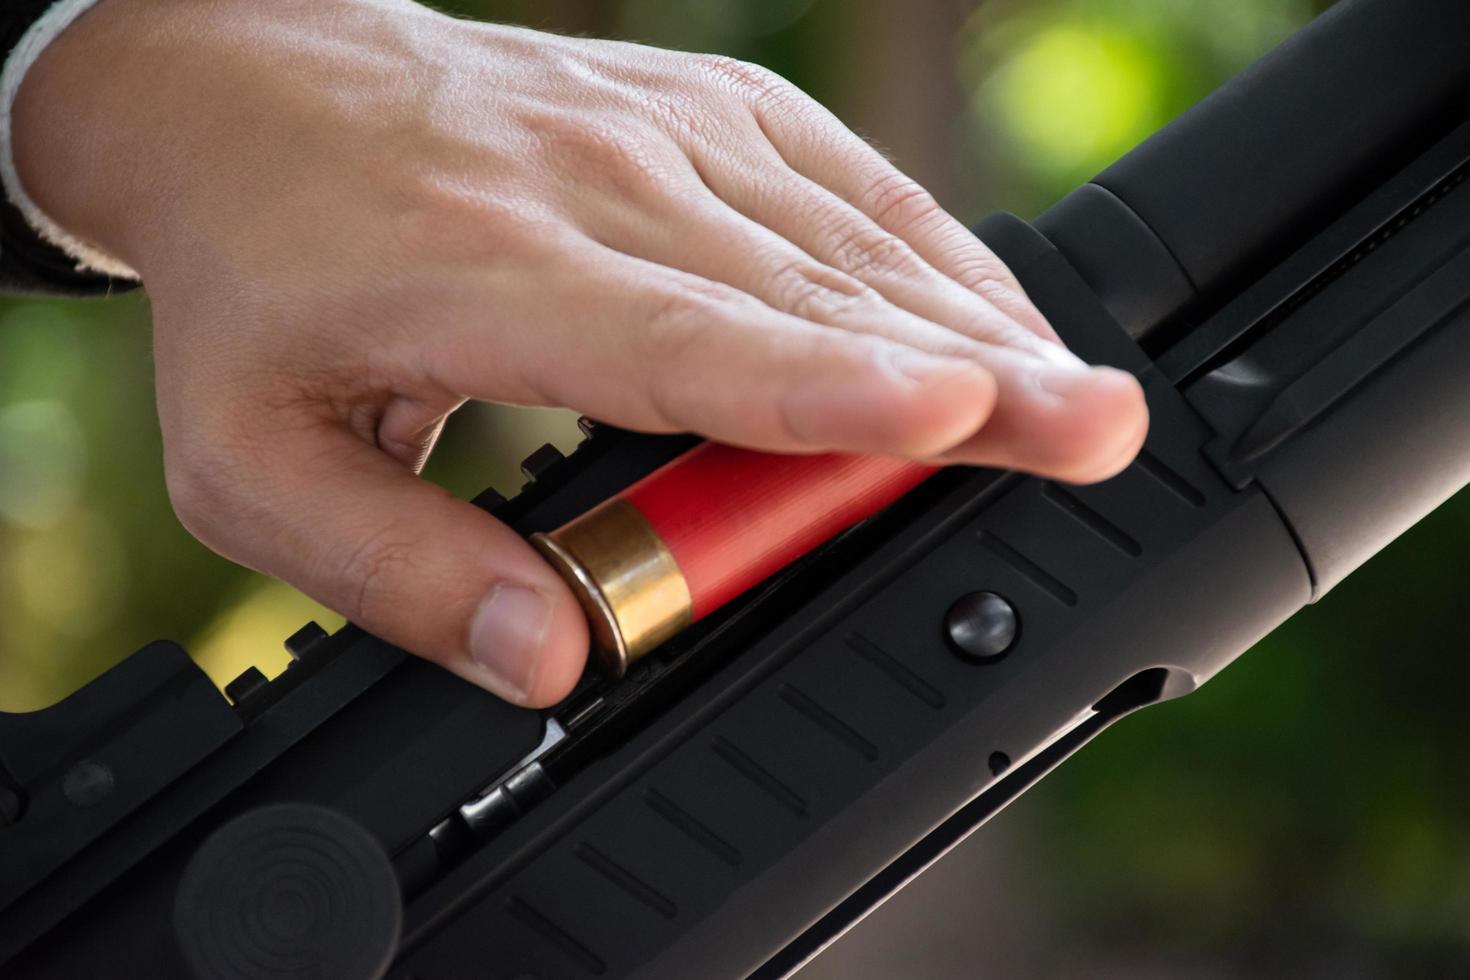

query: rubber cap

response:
[174,803,402,980]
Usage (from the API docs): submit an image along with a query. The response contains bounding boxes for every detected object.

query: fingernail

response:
[467,583,554,702]
[1033,363,1102,402]
[888,350,980,388]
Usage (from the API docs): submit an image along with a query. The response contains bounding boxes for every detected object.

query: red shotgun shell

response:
[532,444,936,676]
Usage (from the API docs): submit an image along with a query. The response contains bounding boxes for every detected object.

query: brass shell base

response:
[531,498,692,677]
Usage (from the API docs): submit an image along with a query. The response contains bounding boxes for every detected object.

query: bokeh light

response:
[976,23,1162,185]
[0,400,86,528]
[189,577,340,691]
[10,506,126,636]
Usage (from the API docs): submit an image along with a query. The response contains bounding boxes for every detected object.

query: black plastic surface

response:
[174,804,402,980]
[1183,124,1470,594]
[0,642,239,916]
[1035,183,1195,342]
[1054,0,1470,346]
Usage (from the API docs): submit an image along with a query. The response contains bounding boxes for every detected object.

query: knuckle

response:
[640,285,723,360]
[394,173,537,261]
[696,54,775,91]
[635,283,739,427]
[695,54,798,107]
[827,224,919,281]
[162,440,251,554]
[639,88,709,142]
[643,375,689,434]
[160,392,326,564]
[543,117,672,195]
[860,170,943,235]
[948,250,1022,294]
[162,456,216,541]
[337,524,420,625]
[770,262,871,322]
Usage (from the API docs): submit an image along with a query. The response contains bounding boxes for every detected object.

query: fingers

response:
[376,394,462,472]
[437,236,1145,481]
[689,131,1062,362]
[546,155,1140,481]
[933,352,1151,484]
[166,423,589,707]
[560,175,1144,481]
[580,174,1001,362]
[732,83,1058,348]
[426,246,998,460]
[699,58,1060,346]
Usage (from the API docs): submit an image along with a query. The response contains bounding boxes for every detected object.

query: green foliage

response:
[960,0,1322,213]
[0,293,250,707]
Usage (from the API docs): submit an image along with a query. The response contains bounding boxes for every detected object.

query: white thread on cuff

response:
[1,0,139,280]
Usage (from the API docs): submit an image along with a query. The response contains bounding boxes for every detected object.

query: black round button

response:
[175,803,401,980]
[62,761,114,807]
[945,592,1018,661]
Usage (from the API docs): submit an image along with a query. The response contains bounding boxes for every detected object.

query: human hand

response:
[13,0,1146,706]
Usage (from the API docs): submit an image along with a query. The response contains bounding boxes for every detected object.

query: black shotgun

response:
[4,0,1470,976]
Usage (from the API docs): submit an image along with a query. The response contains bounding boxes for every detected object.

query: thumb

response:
[169,424,589,707]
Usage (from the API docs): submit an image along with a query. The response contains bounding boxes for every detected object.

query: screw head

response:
[944,592,1018,662]
[62,761,114,807]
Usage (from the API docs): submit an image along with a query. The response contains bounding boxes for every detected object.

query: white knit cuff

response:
[1,0,139,280]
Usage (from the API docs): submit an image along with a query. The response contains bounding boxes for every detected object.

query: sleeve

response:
[0,0,139,298]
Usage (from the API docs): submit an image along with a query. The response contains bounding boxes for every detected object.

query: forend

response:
[3,0,1470,977]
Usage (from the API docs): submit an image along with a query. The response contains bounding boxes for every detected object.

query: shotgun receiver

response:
[5,0,1470,975]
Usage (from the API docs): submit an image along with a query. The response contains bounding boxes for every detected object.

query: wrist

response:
[10,0,453,282]
[9,0,178,276]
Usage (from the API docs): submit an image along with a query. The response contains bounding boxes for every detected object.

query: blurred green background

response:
[4,0,1466,975]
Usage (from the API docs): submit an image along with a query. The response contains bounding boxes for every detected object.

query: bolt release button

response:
[945,592,1018,662]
